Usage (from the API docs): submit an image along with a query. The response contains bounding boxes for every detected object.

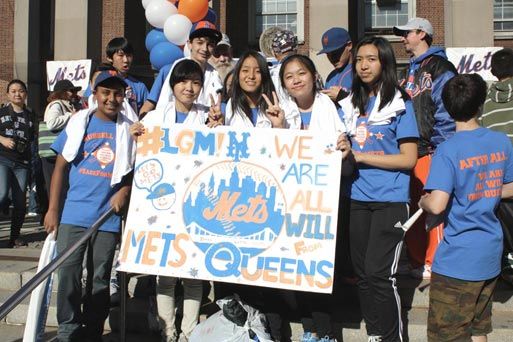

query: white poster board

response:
[46,59,92,91]
[447,47,503,81]
[118,125,343,293]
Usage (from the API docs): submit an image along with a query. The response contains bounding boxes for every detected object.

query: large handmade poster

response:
[118,125,343,293]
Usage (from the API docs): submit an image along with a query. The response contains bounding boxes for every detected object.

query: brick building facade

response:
[0,0,510,110]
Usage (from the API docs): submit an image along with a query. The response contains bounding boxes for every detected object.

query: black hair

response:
[423,32,433,47]
[279,54,318,96]
[169,59,205,90]
[221,69,234,103]
[351,36,407,115]
[230,50,275,119]
[7,79,27,93]
[106,37,134,59]
[442,74,487,121]
[491,48,513,80]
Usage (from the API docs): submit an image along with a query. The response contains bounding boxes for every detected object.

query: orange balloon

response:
[178,0,209,23]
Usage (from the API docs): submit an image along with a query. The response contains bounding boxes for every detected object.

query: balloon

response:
[202,8,217,24]
[178,0,209,23]
[145,29,167,52]
[145,0,178,29]
[141,0,153,9]
[150,42,184,70]
[163,14,193,46]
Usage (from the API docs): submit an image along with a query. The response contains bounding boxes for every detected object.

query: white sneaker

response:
[410,265,431,279]
[368,336,382,342]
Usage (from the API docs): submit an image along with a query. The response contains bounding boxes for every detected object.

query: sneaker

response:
[368,336,382,342]
[26,212,38,217]
[302,332,319,342]
[319,336,337,342]
[410,265,431,279]
[9,238,27,248]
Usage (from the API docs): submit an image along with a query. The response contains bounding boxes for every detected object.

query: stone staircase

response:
[1,220,513,341]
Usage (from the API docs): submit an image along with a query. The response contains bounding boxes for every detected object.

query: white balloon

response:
[145,0,177,29]
[141,0,153,9]
[163,14,193,46]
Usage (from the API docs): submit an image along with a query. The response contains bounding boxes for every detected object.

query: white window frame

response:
[494,0,513,39]
[249,0,305,45]
[365,0,416,41]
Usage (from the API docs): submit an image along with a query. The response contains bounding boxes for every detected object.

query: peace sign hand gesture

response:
[262,91,286,128]
[208,93,224,128]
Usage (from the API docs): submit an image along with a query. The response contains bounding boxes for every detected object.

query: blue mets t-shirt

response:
[426,128,513,281]
[300,111,312,129]
[251,108,259,126]
[176,110,187,124]
[348,97,419,202]
[148,64,172,103]
[325,63,353,93]
[52,114,121,232]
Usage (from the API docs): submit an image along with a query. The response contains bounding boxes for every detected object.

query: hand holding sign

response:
[336,133,351,159]
[208,93,224,128]
[130,122,146,139]
[262,91,286,128]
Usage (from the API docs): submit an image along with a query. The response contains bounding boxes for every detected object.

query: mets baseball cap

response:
[393,17,434,37]
[317,27,351,55]
[271,29,298,54]
[53,79,82,92]
[189,21,222,44]
[93,71,127,90]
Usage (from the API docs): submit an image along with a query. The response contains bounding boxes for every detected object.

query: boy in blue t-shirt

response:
[44,72,133,341]
[420,74,513,342]
[83,37,149,114]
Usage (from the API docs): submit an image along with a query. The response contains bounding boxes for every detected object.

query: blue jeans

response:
[56,224,118,342]
[0,156,29,241]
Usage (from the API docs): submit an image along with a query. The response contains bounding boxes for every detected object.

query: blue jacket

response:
[400,47,457,157]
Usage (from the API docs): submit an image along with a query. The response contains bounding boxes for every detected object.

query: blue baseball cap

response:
[93,70,128,90]
[147,183,175,200]
[189,21,222,44]
[317,27,351,55]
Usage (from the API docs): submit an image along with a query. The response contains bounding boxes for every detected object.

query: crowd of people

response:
[1,16,513,342]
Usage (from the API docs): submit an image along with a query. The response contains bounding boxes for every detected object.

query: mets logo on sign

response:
[182,161,286,258]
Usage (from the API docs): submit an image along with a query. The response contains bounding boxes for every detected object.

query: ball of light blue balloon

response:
[145,29,168,52]
[150,42,184,70]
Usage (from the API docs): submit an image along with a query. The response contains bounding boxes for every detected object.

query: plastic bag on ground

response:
[189,295,273,342]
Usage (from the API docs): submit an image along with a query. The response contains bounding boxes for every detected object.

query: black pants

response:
[349,200,406,342]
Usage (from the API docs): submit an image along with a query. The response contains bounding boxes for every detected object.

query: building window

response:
[254,0,304,41]
[494,0,513,32]
[365,0,415,34]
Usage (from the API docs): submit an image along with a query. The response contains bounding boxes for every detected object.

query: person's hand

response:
[336,133,351,159]
[44,209,60,234]
[208,93,224,127]
[262,91,285,128]
[130,122,145,138]
[111,186,131,214]
[0,136,15,150]
[321,86,342,101]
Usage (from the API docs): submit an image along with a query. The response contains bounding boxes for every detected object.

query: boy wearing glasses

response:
[317,27,353,102]
[393,17,458,280]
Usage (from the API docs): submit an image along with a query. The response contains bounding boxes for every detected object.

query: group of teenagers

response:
[1,15,512,342]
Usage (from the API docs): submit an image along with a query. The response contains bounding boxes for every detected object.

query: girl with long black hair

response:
[337,36,419,342]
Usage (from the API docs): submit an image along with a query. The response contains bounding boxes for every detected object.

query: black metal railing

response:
[0,208,115,320]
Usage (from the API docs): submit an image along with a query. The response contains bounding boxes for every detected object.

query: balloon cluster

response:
[143,0,217,70]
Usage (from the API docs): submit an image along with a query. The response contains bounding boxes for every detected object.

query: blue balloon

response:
[202,8,217,24]
[145,29,167,52]
[150,42,184,70]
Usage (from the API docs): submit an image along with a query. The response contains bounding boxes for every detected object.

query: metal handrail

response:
[0,207,115,320]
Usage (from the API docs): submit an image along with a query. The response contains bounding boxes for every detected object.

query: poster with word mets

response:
[118,124,343,293]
